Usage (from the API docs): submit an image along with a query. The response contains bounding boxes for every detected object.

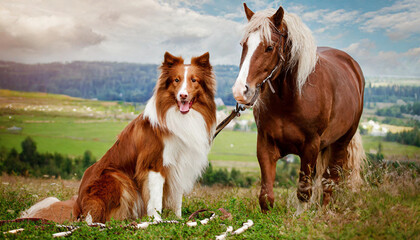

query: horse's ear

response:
[272,6,284,28]
[163,52,183,66]
[191,52,210,68]
[243,3,254,21]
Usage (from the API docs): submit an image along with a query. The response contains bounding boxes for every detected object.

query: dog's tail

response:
[20,195,78,223]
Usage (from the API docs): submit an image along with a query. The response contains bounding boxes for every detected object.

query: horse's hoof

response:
[321,177,336,206]
[297,182,312,202]
[322,192,331,206]
[259,193,274,212]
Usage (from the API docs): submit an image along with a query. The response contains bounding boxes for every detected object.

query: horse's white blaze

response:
[177,66,189,101]
[233,32,261,99]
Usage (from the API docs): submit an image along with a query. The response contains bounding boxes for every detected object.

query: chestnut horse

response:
[232,4,365,210]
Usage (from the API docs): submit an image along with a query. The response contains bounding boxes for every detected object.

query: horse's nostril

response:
[244,85,249,94]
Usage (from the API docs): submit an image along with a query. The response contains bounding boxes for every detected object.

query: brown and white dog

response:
[21,52,217,223]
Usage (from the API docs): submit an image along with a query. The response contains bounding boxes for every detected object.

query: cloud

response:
[0,0,418,78]
[285,4,358,40]
[0,4,105,56]
[289,5,358,26]
[360,0,420,40]
[344,39,420,77]
[0,0,243,64]
[159,0,213,9]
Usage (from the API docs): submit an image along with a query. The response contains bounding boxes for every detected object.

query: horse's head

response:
[232,4,288,106]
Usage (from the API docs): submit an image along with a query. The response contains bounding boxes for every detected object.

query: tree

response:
[5,148,25,175]
[0,147,8,174]
[20,137,37,166]
[83,150,96,169]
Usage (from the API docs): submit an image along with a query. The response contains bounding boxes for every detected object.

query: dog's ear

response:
[191,52,210,68]
[163,52,183,66]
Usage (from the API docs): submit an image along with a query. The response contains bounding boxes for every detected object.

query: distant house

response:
[362,120,388,137]
[7,126,22,132]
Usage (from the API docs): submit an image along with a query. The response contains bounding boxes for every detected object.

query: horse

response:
[232,4,365,211]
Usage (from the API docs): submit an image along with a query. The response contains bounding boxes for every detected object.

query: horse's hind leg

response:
[321,138,351,206]
[322,131,365,206]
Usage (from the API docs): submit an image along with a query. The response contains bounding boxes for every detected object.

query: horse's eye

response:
[175,78,179,82]
[266,46,274,52]
[191,78,196,83]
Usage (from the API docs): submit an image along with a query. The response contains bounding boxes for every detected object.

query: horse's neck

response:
[260,68,298,107]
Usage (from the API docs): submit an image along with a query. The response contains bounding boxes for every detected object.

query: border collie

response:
[21,52,217,223]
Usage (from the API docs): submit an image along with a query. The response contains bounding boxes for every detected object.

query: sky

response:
[0,0,419,77]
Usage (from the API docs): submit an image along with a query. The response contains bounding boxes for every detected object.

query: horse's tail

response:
[311,146,330,206]
[20,195,78,223]
[311,130,366,205]
[344,130,366,189]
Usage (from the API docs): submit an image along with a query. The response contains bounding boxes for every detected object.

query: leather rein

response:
[212,66,279,140]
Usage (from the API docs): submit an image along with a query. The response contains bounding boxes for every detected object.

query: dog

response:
[21,52,217,223]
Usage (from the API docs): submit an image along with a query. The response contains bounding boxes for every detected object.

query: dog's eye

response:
[266,46,274,52]
[191,78,196,83]
[175,78,179,82]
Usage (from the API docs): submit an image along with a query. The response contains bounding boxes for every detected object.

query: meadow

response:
[1,163,419,239]
[0,90,419,239]
[1,90,419,175]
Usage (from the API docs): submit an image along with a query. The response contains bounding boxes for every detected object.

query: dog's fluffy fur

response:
[21,52,217,223]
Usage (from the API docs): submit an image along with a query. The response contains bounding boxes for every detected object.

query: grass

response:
[363,135,420,160]
[1,162,419,239]
[1,90,419,238]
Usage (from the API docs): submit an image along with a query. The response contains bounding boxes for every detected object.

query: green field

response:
[0,90,419,239]
[1,89,419,174]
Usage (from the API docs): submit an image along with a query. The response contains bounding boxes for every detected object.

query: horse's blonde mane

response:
[241,8,318,93]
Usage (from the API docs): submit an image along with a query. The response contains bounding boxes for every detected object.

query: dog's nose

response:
[180,93,188,99]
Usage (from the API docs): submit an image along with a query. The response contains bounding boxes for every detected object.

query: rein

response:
[212,63,280,140]
[213,103,246,140]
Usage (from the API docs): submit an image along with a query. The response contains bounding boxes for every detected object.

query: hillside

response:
[2,61,420,108]
[0,61,239,106]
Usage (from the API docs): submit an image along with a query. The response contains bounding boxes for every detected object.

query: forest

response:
[0,61,238,106]
[1,61,419,106]
[376,102,420,117]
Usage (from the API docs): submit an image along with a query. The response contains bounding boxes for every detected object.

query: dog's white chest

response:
[163,107,211,193]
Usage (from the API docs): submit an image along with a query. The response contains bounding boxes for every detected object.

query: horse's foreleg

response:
[297,139,320,202]
[257,135,280,212]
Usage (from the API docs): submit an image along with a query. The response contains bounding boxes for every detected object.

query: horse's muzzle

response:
[232,82,255,105]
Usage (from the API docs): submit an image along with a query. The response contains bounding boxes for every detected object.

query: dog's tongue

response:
[179,101,191,113]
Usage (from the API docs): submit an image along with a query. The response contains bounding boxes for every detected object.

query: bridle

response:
[212,28,288,140]
[245,65,278,107]
[244,28,287,107]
